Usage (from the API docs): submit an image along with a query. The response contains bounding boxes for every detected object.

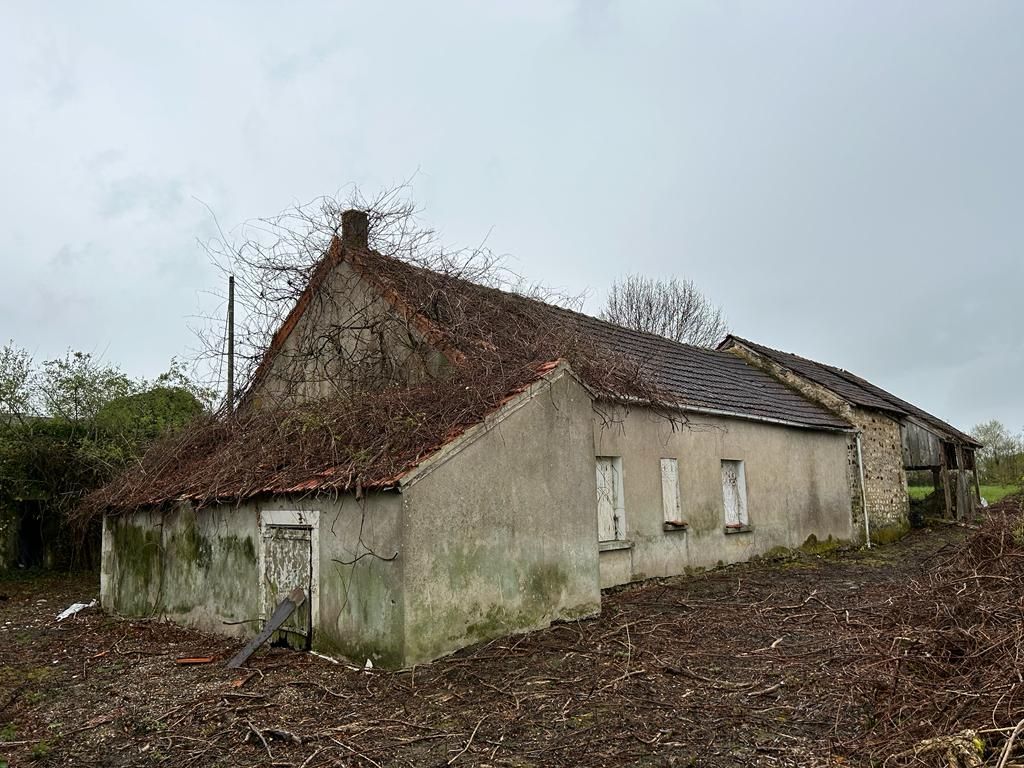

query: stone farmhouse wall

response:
[729,346,909,543]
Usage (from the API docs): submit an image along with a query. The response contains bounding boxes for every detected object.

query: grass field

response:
[908,484,1019,503]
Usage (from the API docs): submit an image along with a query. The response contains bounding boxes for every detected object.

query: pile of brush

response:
[854,497,1024,766]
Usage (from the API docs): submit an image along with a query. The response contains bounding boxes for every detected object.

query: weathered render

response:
[102,491,405,665]
[399,369,601,663]
[592,406,852,588]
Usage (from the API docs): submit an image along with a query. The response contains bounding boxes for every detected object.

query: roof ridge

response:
[366,250,735,359]
[727,335,867,380]
[724,334,978,446]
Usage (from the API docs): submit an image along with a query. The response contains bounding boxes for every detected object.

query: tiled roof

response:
[724,335,979,446]
[545,308,851,430]
[350,253,852,431]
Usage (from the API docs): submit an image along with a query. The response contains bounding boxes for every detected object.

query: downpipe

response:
[856,432,871,548]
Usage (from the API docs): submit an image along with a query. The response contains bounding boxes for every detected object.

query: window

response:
[595,456,625,541]
[721,459,749,530]
[660,458,686,529]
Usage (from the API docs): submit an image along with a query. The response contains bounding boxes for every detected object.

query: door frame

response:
[257,509,320,637]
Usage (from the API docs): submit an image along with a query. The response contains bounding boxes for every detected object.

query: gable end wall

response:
[728,345,908,542]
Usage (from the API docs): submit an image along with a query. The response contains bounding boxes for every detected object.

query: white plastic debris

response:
[981,497,989,508]
[363,658,374,671]
[56,598,97,621]
[309,650,340,665]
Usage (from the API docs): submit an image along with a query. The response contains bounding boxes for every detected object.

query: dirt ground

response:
[0,516,1018,768]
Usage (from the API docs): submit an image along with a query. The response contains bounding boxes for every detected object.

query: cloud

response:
[0,0,1021,431]
[98,175,185,220]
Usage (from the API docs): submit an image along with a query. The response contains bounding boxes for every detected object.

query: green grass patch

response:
[908,485,1019,503]
[980,485,1019,503]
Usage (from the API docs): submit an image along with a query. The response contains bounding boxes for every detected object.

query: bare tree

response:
[600,275,728,347]
[193,186,591,409]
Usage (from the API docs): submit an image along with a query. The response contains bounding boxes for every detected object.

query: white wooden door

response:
[262,525,312,649]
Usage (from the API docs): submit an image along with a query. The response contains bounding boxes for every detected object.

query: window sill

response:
[599,539,633,552]
[724,525,753,535]
[663,521,689,533]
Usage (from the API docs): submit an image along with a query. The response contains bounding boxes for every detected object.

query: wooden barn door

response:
[261,525,313,650]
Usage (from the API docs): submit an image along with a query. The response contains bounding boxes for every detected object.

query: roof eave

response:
[594,394,854,434]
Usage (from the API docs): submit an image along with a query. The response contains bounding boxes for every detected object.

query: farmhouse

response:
[720,336,981,540]
[100,211,897,668]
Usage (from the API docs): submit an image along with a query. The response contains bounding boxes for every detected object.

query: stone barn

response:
[99,211,861,668]
[720,336,981,541]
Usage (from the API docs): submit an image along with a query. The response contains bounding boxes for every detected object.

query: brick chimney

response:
[341,209,369,249]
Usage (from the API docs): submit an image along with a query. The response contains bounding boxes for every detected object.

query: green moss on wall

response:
[759,545,797,561]
[170,515,212,570]
[318,555,404,669]
[406,556,575,665]
[870,521,911,546]
[109,520,162,615]
[164,530,259,623]
[524,562,569,600]
[558,601,601,621]
[800,534,848,556]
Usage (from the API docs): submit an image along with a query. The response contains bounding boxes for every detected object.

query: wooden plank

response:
[939,446,954,521]
[227,587,306,669]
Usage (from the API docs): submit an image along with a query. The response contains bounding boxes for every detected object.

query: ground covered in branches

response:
[3,502,1023,767]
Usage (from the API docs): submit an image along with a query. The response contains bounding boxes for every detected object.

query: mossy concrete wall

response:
[593,406,853,586]
[270,493,405,668]
[101,503,260,634]
[400,371,601,665]
[101,492,404,665]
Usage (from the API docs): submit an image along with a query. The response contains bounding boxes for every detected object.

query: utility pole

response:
[226,275,235,410]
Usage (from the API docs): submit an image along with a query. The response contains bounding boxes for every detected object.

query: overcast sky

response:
[2,2,1021,432]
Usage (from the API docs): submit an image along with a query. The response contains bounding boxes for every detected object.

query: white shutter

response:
[722,460,739,527]
[596,458,617,541]
[660,458,681,523]
[722,460,748,528]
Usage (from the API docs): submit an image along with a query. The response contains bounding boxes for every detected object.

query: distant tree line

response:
[0,343,212,570]
[970,419,1024,487]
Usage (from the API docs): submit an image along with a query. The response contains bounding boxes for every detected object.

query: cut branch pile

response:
[843,496,1024,765]
[4,503,1024,766]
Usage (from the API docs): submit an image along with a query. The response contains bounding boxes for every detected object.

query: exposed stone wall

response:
[846,408,909,541]
[728,344,909,543]
[845,433,866,542]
